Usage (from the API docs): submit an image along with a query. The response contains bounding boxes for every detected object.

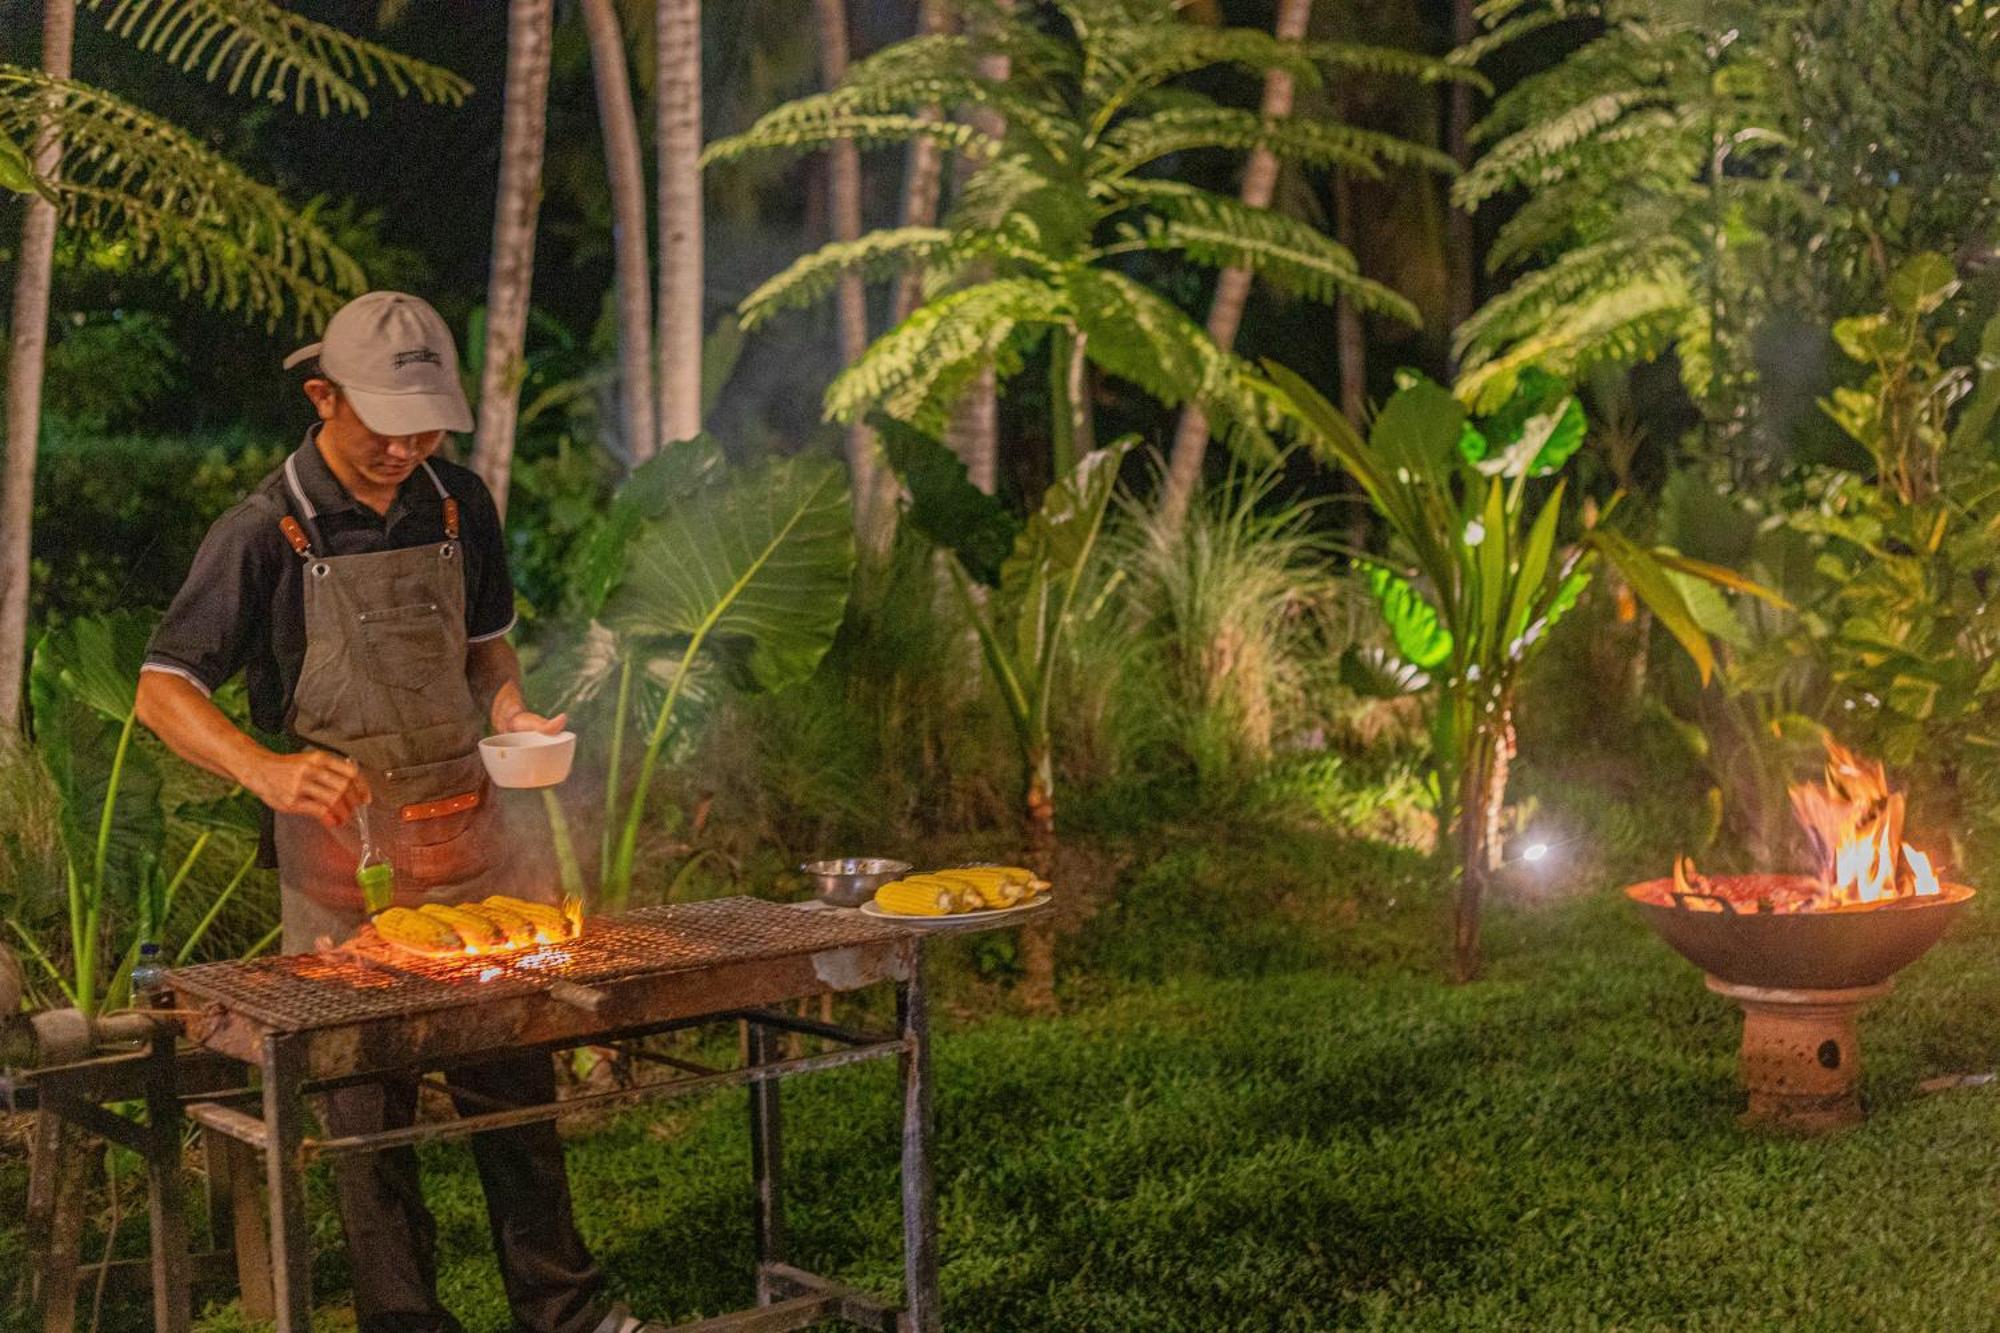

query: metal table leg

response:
[747,1016,786,1305]
[261,1035,312,1332]
[144,1030,192,1333]
[898,952,940,1333]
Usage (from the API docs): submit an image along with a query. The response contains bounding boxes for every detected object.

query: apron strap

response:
[420,461,459,540]
[280,452,326,556]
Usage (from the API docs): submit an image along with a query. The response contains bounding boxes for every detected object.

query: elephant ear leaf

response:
[999,438,1134,608]
[1360,562,1452,671]
[603,454,855,693]
[1466,368,1584,478]
[872,413,1021,586]
[568,435,729,617]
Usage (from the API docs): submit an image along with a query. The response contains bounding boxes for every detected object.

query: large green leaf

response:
[999,439,1135,705]
[602,454,856,694]
[1586,528,1714,684]
[1361,563,1453,671]
[34,612,152,723]
[1369,374,1464,491]
[1460,367,1584,478]
[567,436,727,617]
[872,414,1021,586]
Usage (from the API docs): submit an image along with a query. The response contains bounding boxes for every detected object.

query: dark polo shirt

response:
[143,427,516,738]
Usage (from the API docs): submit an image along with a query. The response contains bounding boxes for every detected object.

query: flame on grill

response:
[1674,739,1942,913]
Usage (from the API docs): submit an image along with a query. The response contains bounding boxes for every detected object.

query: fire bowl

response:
[1626,876,1974,990]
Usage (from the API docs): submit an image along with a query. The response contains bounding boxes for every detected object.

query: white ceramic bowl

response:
[478,730,577,788]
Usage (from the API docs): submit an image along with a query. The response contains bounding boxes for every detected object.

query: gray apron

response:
[272,460,535,950]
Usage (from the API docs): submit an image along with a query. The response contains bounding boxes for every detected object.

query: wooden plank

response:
[144,1032,193,1333]
[188,1101,270,1153]
[757,1264,898,1333]
[899,957,941,1333]
[261,1036,311,1333]
[665,1291,840,1332]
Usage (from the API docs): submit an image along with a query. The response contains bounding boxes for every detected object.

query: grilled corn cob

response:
[373,907,465,957]
[468,898,540,947]
[490,896,578,943]
[873,877,958,916]
[419,902,507,949]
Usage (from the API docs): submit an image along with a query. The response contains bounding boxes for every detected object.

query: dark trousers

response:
[319,1053,606,1333]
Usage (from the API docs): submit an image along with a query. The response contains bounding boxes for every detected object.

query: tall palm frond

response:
[87,0,471,116]
[0,70,364,327]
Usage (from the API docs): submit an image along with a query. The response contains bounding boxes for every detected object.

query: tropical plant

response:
[534,440,856,908]
[1260,365,1774,980]
[1454,1,2000,452]
[12,614,264,1016]
[706,0,1460,485]
[1111,463,1349,789]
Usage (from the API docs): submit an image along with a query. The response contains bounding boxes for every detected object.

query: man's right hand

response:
[252,750,372,828]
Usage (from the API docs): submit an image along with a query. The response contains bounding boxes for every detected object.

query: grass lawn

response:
[13,810,2000,1331]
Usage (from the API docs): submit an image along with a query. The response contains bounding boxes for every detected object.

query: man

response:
[137,292,649,1333]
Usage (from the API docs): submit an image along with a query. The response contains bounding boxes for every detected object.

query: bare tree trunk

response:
[1331,132,1366,424]
[815,0,891,559]
[1158,0,1311,536]
[0,0,76,729]
[656,0,705,448]
[1020,745,1058,1012]
[891,0,953,326]
[471,0,556,518]
[581,0,656,469]
[945,0,1012,495]
[1451,689,1512,984]
[1446,0,1477,364]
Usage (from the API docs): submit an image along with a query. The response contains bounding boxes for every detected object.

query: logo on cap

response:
[392,347,442,371]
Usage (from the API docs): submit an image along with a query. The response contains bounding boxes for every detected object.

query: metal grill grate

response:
[170,898,906,1033]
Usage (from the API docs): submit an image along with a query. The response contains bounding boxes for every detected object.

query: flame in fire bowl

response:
[1627,876,1974,990]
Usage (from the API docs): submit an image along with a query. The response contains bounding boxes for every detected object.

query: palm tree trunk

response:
[815,0,891,560]
[1445,0,1477,364]
[1158,0,1311,536]
[0,0,77,730]
[581,0,656,469]
[1331,117,1367,424]
[656,0,704,448]
[945,0,1012,495]
[471,0,556,518]
[890,0,953,326]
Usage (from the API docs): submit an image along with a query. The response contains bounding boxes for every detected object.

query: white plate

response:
[859,895,1052,927]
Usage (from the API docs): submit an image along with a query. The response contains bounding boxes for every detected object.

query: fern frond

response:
[739,228,958,330]
[0,69,363,328]
[1456,272,1693,413]
[1098,106,1455,178]
[89,0,470,117]
[1107,186,1421,326]
[703,110,996,168]
[1082,25,1321,131]
[1304,40,1490,94]
[826,278,1068,427]
[1458,86,1669,205]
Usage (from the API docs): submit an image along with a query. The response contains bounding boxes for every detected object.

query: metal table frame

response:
[172,902,942,1333]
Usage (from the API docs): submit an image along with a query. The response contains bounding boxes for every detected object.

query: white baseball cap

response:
[283,291,475,436]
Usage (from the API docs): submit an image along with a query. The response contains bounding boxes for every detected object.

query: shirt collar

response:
[289,424,437,526]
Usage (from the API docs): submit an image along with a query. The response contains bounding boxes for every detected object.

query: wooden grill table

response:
[168,897,945,1332]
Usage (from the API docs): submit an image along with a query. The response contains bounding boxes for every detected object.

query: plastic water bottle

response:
[132,942,169,1009]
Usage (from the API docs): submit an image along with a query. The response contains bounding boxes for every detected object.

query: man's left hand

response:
[496,704,568,735]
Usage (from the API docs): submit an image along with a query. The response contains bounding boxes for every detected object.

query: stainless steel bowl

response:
[799,857,913,908]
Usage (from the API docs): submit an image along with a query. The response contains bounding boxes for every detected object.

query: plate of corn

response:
[861,865,1052,924]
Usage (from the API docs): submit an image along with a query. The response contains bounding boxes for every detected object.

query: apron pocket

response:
[358,601,450,691]
[386,751,491,849]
